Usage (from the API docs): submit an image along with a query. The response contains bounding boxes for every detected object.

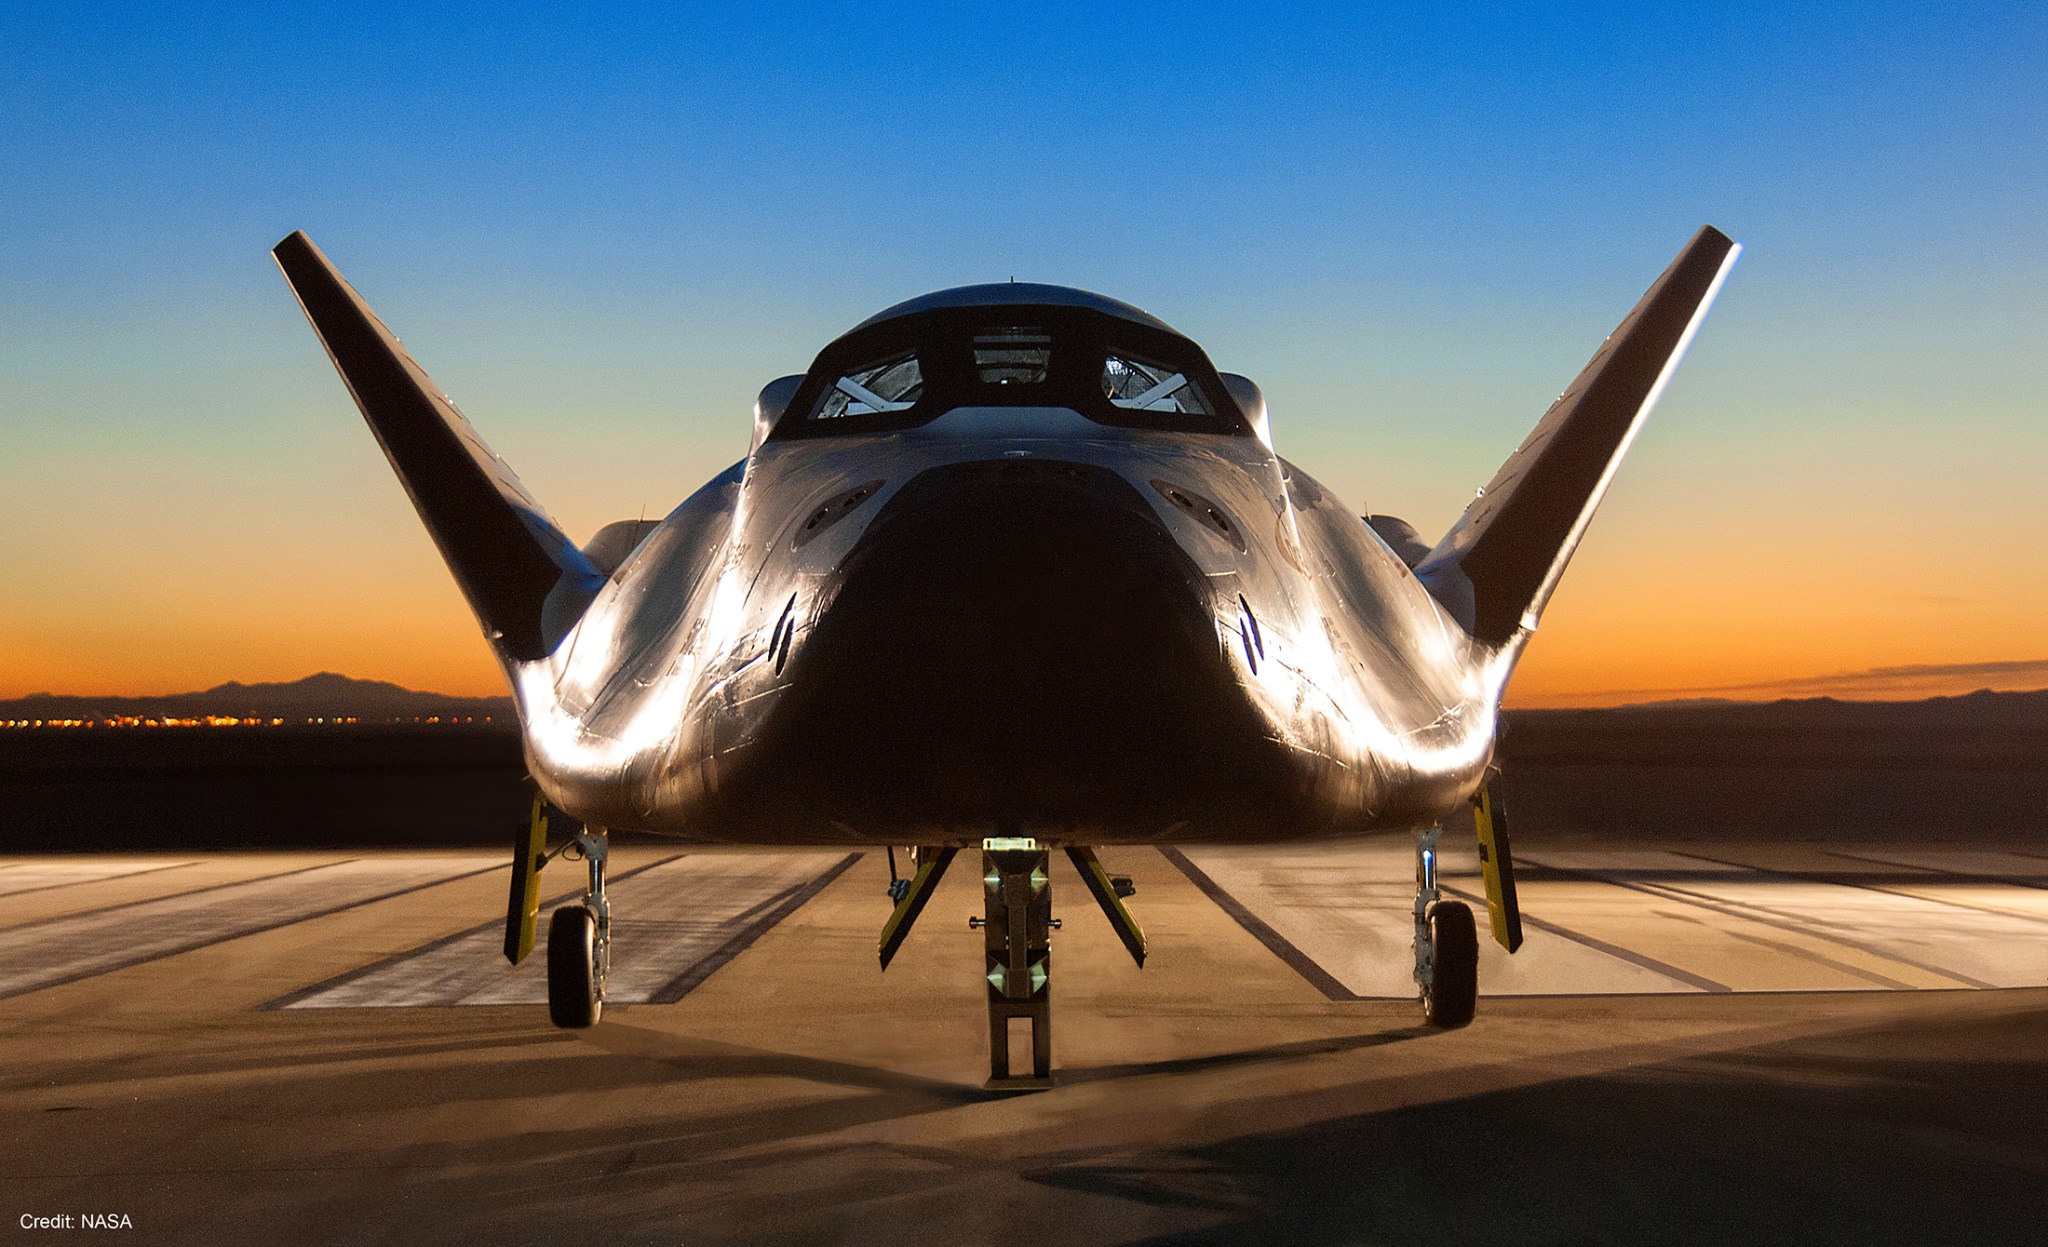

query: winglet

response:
[1417,226,1739,648]
[273,232,602,662]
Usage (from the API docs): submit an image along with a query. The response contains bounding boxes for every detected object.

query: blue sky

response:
[2,3,2044,700]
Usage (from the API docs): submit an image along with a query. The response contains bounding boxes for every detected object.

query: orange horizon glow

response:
[5,460,2044,710]
[4,489,2045,709]
[7,656,2044,711]
[7,590,2046,710]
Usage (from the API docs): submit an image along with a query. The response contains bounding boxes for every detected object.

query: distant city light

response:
[0,715,495,729]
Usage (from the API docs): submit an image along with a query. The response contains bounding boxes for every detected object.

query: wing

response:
[273,231,603,663]
[1417,225,1740,647]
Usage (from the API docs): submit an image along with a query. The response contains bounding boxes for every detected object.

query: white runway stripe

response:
[1821,846,2048,882]
[1176,840,2048,998]
[1175,841,1705,999]
[0,859,194,899]
[281,851,858,1009]
[0,857,498,1000]
[1530,849,2046,988]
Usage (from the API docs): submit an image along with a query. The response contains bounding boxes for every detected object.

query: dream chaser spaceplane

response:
[275,227,1737,1087]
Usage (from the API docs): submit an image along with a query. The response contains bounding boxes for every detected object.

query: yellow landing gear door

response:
[878,847,958,969]
[1066,847,1146,967]
[505,795,550,964]
[1473,774,1524,953]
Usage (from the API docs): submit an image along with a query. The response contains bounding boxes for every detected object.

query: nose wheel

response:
[1413,825,1478,1028]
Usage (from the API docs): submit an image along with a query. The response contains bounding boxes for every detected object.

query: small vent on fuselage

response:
[1235,595,1263,674]
[769,593,798,675]
[793,480,886,550]
[1149,480,1248,554]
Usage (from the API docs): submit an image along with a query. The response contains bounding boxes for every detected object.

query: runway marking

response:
[1167,844,1707,998]
[0,860,197,900]
[1679,848,2048,925]
[1437,882,1732,992]
[1711,924,1918,989]
[1646,849,2031,983]
[0,858,504,1001]
[1822,847,2048,888]
[1522,851,1998,989]
[276,851,861,1010]
[1171,842,2048,997]
[644,854,860,1003]
[1159,847,1358,1000]
[0,858,352,933]
[258,853,688,1009]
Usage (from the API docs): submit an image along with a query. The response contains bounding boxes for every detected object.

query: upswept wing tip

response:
[273,235,601,663]
[1417,226,1739,648]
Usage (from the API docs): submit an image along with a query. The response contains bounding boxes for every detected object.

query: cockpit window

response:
[773,306,1251,442]
[1103,354,1212,415]
[973,325,1051,385]
[813,351,922,421]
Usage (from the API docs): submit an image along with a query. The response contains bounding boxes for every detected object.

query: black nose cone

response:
[735,458,1286,838]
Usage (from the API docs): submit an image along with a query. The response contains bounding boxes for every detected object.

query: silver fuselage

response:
[517,405,1512,845]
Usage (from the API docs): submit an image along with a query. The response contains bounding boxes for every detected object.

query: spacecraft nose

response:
[825,458,1210,693]
[765,458,1258,825]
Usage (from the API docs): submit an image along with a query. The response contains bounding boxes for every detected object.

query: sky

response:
[2,2,2043,707]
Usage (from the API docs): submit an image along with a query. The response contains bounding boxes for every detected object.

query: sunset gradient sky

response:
[3,3,2044,706]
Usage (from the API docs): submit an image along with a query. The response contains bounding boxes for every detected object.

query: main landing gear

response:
[1414,824,1478,1028]
[1412,770,1527,1028]
[547,830,610,1028]
[503,796,610,1029]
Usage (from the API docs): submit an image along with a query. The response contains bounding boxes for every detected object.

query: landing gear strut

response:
[876,838,1145,1088]
[976,838,1055,1090]
[547,828,610,1029]
[1413,824,1477,1028]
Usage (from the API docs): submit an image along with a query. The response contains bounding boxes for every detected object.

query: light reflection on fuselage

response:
[519,402,1508,846]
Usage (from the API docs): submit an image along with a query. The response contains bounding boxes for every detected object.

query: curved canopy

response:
[845,282,1182,338]
[770,289,1250,443]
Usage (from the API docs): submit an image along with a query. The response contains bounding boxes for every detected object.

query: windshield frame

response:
[768,305,1254,442]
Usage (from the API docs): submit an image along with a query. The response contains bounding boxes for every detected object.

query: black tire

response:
[1423,899,1478,1028]
[547,905,601,1029]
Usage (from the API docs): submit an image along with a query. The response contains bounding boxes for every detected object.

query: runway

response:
[273,851,858,1009]
[3,839,2045,1244]
[1172,839,2048,996]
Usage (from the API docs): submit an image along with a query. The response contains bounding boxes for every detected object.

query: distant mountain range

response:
[1500,686,2048,770]
[1516,685,2048,728]
[0,673,513,724]
[4,672,2043,731]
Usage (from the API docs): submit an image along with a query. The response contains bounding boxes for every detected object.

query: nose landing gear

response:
[979,838,1057,1091]
[876,837,1148,1091]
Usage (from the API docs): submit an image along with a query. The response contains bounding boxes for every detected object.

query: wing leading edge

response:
[1417,226,1740,648]
[273,232,602,663]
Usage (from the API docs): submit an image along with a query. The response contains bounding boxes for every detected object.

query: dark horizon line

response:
[6,670,2048,719]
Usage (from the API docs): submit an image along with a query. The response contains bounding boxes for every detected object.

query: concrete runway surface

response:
[3,839,2045,1245]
